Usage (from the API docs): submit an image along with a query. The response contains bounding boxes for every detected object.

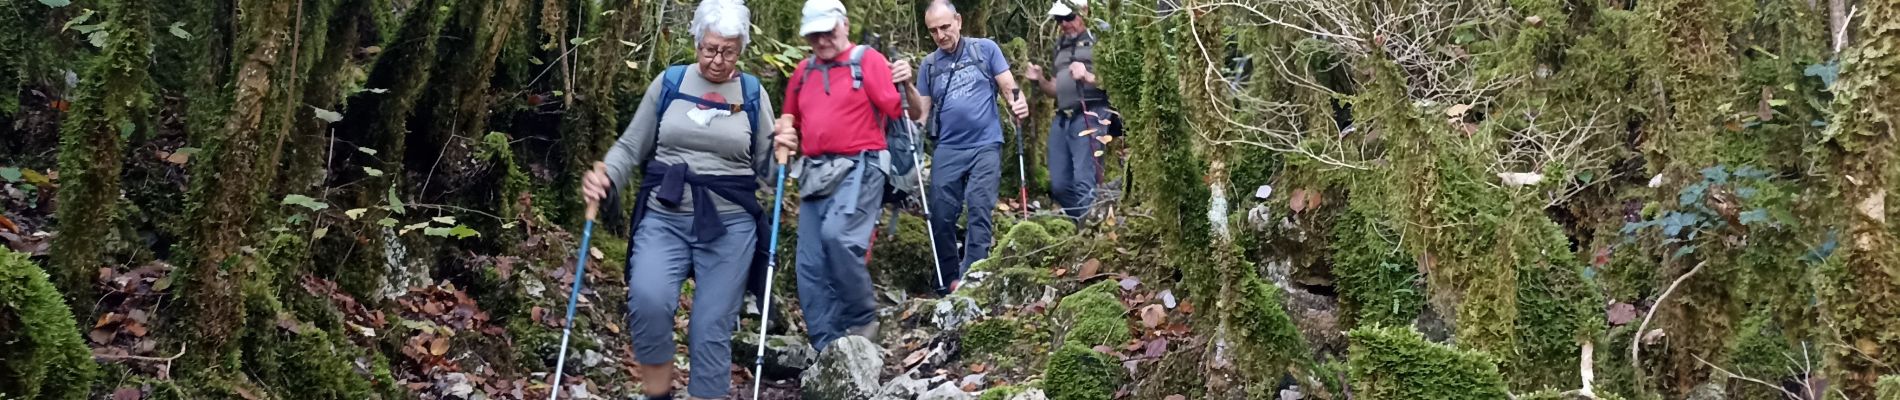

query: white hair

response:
[691,0,751,49]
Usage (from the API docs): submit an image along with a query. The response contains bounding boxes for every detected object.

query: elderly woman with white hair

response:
[579,0,781,398]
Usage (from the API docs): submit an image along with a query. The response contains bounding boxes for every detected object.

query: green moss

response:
[1347,325,1510,400]
[979,385,1025,400]
[996,219,1064,267]
[963,318,1025,357]
[51,0,156,312]
[1725,312,1800,400]
[1045,343,1121,400]
[1231,273,1311,377]
[0,249,99,400]
[1507,216,1602,390]
[1879,376,1900,400]
[1331,207,1423,328]
[1053,281,1131,347]
[870,213,936,293]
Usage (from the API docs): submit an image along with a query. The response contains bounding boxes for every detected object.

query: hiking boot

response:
[845,320,881,342]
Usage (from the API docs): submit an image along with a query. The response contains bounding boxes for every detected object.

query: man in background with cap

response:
[772,0,904,353]
[1025,0,1113,222]
[890,0,1030,295]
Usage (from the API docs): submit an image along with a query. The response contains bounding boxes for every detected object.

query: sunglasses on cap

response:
[1053,13,1077,22]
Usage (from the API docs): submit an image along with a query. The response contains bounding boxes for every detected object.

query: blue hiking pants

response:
[625,211,757,399]
[1048,105,1108,220]
[928,143,1002,289]
[795,161,885,353]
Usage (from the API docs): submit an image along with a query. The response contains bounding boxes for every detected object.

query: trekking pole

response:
[749,160,791,400]
[546,198,598,400]
[872,32,948,292]
[1011,88,1030,219]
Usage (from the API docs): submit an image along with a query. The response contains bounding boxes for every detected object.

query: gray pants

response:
[928,143,1002,287]
[795,162,885,353]
[626,211,757,399]
[1048,105,1108,220]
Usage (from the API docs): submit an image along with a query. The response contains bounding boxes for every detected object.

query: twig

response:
[1580,340,1596,398]
[1630,260,1708,386]
[96,343,188,363]
[1692,353,1800,399]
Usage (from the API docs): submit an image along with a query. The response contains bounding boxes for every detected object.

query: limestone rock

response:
[933,295,984,332]
[918,383,974,400]
[1007,388,1048,400]
[802,336,886,400]
[733,334,817,381]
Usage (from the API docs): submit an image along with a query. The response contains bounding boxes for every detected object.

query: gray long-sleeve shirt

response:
[603,64,776,214]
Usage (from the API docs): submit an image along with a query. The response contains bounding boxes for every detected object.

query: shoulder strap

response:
[654,64,690,131]
[741,73,763,138]
[847,45,870,90]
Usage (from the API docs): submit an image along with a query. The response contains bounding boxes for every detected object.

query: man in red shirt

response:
[771,0,904,353]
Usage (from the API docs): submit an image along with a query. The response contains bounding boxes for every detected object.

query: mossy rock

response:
[962,318,1025,357]
[1346,325,1509,400]
[1053,281,1130,347]
[1032,216,1077,239]
[964,261,1053,308]
[0,249,99,400]
[1329,208,1423,328]
[995,220,1067,267]
[978,385,1026,400]
[1045,343,1121,400]
[870,213,937,294]
[1231,274,1311,376]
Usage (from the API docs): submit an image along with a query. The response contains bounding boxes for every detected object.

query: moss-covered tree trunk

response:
[50,0,153,315]
[175,0,298,379]
[1819,1,1900,396]
[557,0,643,224]
[411,0,528,202]
[276,0,362,201]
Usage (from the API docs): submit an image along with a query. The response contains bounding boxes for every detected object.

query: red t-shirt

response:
[781,45,903,157]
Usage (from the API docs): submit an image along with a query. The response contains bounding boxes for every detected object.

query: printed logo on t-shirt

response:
[696,92,729,109]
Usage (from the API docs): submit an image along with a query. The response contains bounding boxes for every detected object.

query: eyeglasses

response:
[803,31,837,42]
[698,45,740,62]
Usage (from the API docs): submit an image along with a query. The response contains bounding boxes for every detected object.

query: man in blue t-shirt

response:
[892,0,1029,294]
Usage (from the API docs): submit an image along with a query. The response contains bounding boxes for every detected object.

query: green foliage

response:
[1880,376,1900,400]
[1347,326,1510,400]
[1053,281,1130,347]
[1045,343,1121,400]
[0,249,99,400]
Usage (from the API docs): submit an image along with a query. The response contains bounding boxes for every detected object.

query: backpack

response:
[792,45,925,208]
[656,64,765,136]
[920,37,1004,140]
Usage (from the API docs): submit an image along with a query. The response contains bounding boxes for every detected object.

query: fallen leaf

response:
[1446,103,1473,117]
[1079,259,1102,277]
[128,309,148,324]
[1092,345,1114,354]
[1119,276,1141,291]
[1145,337,1169,358]
[430,336,450,356]
[1139,304,1166,329]
[113,387,142,400]
[124,322,148,337]
[961,382,980,392]
[1289,189,1308,213]
[1607,303,1638,326]
[1642,329,1666,345]
[0,214,17,233]
[590,246,604,260]
[971,363,988,373]
[96,312,123,328]
[1054,268,1068,277]
[1591,247,1612,267]
[88,327,115,344]
[1167,395,1188,400]
[1525,15,1544,25]
[904,350,929,367]
[1177,301,1195,315]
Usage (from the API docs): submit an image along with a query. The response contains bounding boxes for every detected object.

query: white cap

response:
[1047,0,1085,16]
[799,0,848,36]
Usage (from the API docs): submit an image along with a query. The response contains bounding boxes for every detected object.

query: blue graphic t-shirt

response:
[917,37,1010,149]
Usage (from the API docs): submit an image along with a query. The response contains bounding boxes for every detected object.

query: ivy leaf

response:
[312,106,343,123]
[344,208,368,220]
[423,227,452,237]
[362,167,384,177]
[282,194,330,211]
[1671,245,1698,260]
[1738,209,1769,225]
[448,225,479,239]
[118,121,136,139]
[168,22,192,40]
[431,216,456,225]
[400,222,430,235]
[62,9,95,32]
[0,167,22,183]
[387,186,405,215]
[39,0,71,7]
[88,30,109,48]
[1804,62,1839,88]
[357,147,378,156]
[377,218,399,228]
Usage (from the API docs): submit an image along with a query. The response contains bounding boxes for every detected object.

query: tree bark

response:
[1821,0,1900,395]
[176,0,297,375]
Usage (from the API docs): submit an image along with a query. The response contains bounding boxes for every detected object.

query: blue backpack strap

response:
[740,72,763,137]
[654,65,690,131]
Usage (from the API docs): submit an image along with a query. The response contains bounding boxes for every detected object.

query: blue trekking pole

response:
[750,159,791,399]
[547,200,598,400]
